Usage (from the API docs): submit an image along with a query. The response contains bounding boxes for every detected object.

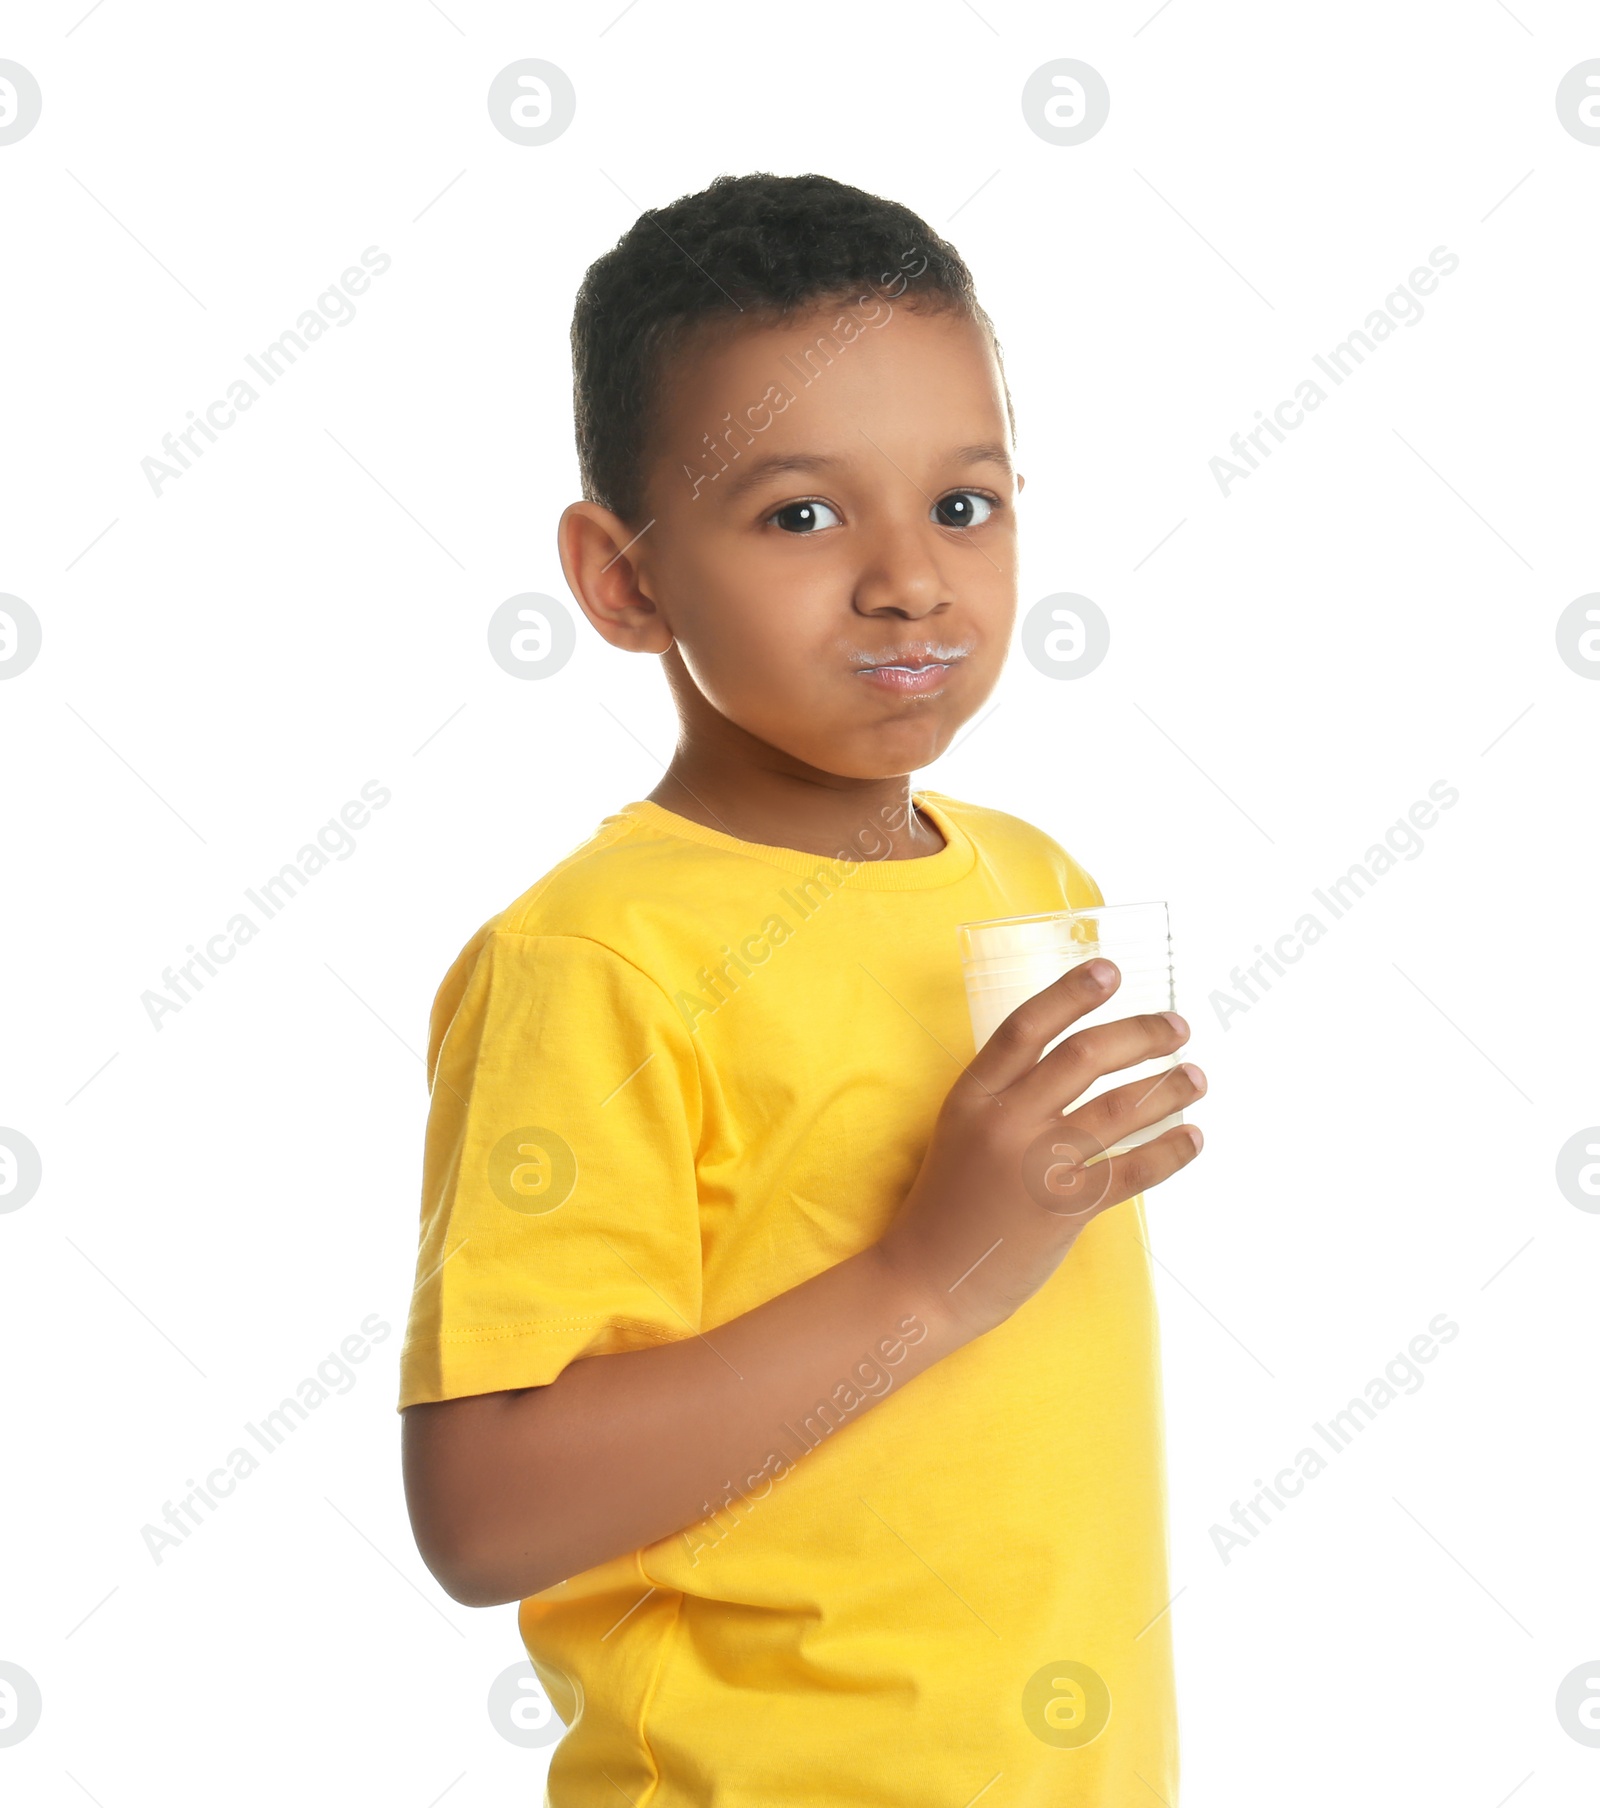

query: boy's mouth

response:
[856,662,957,694]
[849,642,972,695]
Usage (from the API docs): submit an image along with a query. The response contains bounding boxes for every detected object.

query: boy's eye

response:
[932,490,995,529]
[769,492,998,534]
[768,499,842,534]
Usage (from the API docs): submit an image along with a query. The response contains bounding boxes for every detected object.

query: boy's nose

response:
[851,527,957,619]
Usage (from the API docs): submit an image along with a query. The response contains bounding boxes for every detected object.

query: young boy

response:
[399,171,1205,1805]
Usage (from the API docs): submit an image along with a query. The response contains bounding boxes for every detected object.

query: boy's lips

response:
[854,660,960,694]
[849,643,973,695]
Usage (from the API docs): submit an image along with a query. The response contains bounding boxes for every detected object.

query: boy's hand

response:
[875,959,1204,1338]
[402,956,1198,1606]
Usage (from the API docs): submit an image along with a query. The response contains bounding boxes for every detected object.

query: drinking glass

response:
[958,901,1182,1155]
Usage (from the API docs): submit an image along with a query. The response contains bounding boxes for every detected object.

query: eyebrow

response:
[714,440,1015,504]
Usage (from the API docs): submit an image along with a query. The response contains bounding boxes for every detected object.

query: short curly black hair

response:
[570,171,1012,528]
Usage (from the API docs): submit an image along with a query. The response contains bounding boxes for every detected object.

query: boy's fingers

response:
[1009,1009,1190,1119]
[1019,1120,1203,1223]
[966,958,1121,1095]
[1064,1061,1206,1151]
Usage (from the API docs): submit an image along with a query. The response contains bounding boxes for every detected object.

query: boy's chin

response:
[780,722,964,783]
[712,696,972,781]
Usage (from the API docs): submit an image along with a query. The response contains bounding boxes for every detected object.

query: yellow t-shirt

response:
[399,791,1176,1806]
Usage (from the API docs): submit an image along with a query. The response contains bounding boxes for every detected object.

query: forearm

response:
[403,1242,968,1606]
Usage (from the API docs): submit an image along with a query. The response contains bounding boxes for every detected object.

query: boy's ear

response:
[557,502,673,654]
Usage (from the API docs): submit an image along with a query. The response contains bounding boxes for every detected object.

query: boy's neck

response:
[646,756,946,863]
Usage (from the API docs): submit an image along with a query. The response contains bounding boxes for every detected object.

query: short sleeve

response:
[398,930,704,1408]
[1029,826,1106,913]
[1076,862,1105,909]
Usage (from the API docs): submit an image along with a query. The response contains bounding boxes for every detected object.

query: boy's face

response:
[567,298,1020,782]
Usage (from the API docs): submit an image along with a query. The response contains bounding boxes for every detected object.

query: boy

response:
[400,172,1205,1804]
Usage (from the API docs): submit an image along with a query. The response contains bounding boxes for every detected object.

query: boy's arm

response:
[403,1240,955,1606]
[403,958,1203,1606]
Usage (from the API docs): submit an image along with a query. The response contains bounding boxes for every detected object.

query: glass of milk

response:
[958,901,1182,1155]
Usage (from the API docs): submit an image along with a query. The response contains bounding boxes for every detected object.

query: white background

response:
[2,2,1597,1803]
